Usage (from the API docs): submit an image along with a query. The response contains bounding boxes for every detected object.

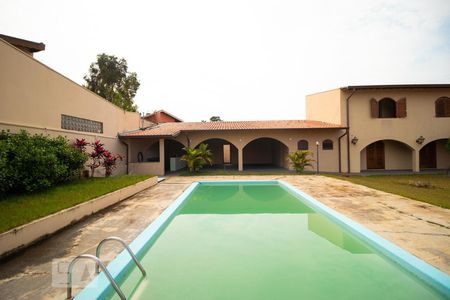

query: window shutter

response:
[435,99,444,117]
[370,98,378,118]
[396,98,407,118]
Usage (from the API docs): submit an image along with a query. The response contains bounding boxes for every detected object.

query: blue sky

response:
[1,0,449,121]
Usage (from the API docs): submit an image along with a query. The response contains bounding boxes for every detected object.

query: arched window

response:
[378,98,396,118]
[297,140,309,150]
[435,97,450,117]
[322,139,333,150]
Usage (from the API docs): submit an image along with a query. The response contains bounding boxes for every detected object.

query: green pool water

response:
[110,183,445,300]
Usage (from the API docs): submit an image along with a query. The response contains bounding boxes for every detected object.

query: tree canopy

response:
[210,116,222,122]
[84,53,140,112]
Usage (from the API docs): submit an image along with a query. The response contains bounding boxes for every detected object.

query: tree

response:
[210,116,222,122]
[288,150,314,173]
[84,53,140,112]
[181,143,213,172]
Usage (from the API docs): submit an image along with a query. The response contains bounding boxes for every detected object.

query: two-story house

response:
[306,85,450,173]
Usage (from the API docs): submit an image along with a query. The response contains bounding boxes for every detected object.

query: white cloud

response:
[1,0,449,121]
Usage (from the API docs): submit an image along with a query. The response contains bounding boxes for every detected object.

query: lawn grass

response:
[327,174,450,209]
[0,175,152,233]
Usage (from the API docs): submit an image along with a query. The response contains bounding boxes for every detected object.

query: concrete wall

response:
[128,139,161,163]
[126,138,165,175]
[436,139,450,169]
[0,38,141,176]
[306,88,345,125]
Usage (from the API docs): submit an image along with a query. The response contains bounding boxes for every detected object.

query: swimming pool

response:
[75,181,450,299]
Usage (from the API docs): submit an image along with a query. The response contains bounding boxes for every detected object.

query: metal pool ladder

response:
[66,236,146,300]
[66,254,126,300]
[95,236,146,277]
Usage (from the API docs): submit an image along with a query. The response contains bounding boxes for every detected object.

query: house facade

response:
[307,86,450,173]
[1,34,449,176]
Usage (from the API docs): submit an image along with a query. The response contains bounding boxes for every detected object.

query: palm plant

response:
[288,150,314,173]
[181,143,213,172]
[197,143,213,165]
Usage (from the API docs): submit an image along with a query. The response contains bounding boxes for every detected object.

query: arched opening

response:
[420,139,450,170]
[378,98,396,118]
[360,140,413,171]
[164,139,186,172]
[243,137,289,170]
[195,138,238,169]
[435,97,450,117]
[297,140,309,150]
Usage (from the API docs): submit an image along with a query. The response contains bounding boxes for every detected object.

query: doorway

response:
[366,141,385,169]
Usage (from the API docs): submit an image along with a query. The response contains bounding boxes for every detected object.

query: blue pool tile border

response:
[75,180,450,299]
[278,180,450,297]
[75,181,200,299]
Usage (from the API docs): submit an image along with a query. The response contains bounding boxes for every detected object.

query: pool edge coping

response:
[74,180,450,299]
[278,180,450,296]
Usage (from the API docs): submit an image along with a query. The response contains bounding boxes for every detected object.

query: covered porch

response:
[122,136,293,176]
[123,138,187,176]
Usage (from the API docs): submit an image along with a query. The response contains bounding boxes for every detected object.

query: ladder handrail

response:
[66,254,126,300]
[96,236,147,277]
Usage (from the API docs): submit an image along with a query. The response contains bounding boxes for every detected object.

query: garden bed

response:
[0,175,153,233]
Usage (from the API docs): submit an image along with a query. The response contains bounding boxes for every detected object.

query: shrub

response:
[0,130,88,194]
[102,151,123,177]
[75,140,123,177]
[288,150,314,173]
[181,143,213,172]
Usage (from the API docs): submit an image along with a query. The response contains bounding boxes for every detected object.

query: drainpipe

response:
[345,89,357,174]
[338,129,348,173]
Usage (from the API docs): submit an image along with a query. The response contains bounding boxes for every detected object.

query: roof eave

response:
[341,84,450,90]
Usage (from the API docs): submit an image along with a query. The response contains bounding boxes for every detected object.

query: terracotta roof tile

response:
[120,120,345,137]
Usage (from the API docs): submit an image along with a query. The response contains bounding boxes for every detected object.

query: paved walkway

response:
[0,175,449,299]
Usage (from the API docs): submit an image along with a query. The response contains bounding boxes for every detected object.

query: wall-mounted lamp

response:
[416,136,425,145]
[351,136,359,145]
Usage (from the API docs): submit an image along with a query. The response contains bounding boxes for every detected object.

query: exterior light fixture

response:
[351,136,359,145]
[416,136,425,145]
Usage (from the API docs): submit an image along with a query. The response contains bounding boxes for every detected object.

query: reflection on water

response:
[308,213,371,254]
[179,184,313,214]
[107,183,445,300]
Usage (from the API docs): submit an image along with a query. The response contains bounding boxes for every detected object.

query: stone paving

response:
[0,175,449,300]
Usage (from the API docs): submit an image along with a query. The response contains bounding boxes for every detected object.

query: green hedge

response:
[0,130,88,194]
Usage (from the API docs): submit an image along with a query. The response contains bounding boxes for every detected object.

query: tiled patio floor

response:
[0,175,448,299]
